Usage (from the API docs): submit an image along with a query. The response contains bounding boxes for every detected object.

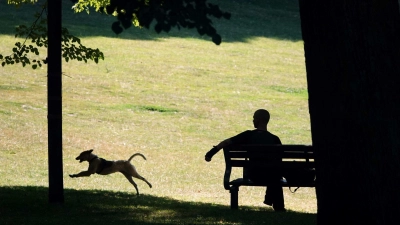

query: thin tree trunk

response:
[299,0,400,224]
[47,0,64,203]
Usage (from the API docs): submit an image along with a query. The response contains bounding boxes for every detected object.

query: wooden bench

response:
[223,144,315,209]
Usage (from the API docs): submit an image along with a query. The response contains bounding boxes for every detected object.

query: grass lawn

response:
[0,0,315,224]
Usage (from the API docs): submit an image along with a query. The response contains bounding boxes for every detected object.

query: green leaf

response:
[32,64,38,69]
[121,18,132,29]
[111,21,123,34]
[212,34,221,45]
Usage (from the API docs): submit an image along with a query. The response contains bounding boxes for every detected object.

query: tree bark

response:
[299,0,400,224]
[47,0,64,203]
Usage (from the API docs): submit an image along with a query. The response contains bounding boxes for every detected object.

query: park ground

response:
[0,0,316,224]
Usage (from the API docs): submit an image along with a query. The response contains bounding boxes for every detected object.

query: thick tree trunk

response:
[299,0,400,224]
[47,0,64,203]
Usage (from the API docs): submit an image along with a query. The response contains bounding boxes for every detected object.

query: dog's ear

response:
[89,149,93,153]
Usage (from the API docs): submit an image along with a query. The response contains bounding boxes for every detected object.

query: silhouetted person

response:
[205,109,285,211]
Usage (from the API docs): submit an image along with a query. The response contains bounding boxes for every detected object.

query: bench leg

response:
[230,186,239,209]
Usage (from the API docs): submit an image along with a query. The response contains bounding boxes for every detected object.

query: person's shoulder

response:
[231,130,253,140]
[251,129,279,138]
[270,132,280,138]
[236,130,253,135]
[262,130,282,143]
[270,133,282,144]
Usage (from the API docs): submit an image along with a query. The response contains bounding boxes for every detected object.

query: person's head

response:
[253,109,270,128]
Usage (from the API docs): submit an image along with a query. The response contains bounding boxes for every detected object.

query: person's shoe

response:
[263,200,273,206]
[263,195,273,206]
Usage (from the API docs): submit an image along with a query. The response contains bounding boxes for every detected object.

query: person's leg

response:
[264,187,273,206]
[251,172,285,211]
[269,184,285,211]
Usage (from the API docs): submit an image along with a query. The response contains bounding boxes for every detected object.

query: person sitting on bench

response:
[204,109,286,211]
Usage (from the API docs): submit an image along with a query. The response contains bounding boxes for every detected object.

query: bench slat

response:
[229,178,315,187]
[226,144,313,152]
[230,160,315,168]
[228,152,314,159]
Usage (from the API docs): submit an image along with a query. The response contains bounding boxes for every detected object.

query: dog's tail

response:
[128,153,147,162]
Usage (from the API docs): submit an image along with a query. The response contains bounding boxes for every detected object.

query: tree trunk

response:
[47,0,64,203]
[298,0,400,224]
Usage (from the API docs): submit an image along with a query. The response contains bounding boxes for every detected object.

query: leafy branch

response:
[0,1,104,69]
[72,0,231,45]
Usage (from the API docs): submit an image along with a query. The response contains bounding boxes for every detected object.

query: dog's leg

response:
[122,172,140,195]
[69,170,94,178]
[133,174,152,189]
[124,163,152,189]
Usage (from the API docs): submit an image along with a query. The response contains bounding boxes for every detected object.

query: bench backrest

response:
[222,144,314,188]
[224,144,314,167]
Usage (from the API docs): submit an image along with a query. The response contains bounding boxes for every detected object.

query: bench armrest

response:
[223,147,234,190]
[223,166,232,190]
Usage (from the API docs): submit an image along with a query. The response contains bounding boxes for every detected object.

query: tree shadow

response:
[0,0,302,43]
[0,186,316,225]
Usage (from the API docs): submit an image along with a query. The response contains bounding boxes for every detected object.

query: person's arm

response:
[205,138,232,162]
[205,130,250,162]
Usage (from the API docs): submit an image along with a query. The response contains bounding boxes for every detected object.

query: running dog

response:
[69,149,152,194]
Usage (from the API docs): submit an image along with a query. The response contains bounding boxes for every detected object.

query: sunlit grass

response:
[1,0,315,224]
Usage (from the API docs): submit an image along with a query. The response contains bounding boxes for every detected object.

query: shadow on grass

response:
[0,186,316,225]
[0,0,302,43]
